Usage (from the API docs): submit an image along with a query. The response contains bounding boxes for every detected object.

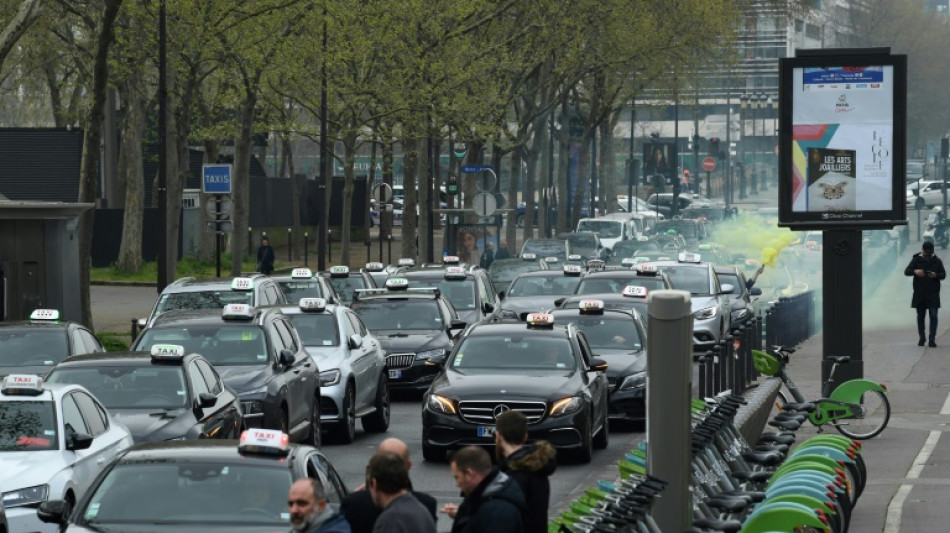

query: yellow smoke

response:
[708,213,798,268]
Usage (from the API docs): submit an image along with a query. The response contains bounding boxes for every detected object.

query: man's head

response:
[262,237,270,245]
[495,410,527,446]
[377,438,412,471]
[923,241,935,257]
[288,478,327,531]
[487,242,495,250]
[367,451,411,507]
[449,446,492,496]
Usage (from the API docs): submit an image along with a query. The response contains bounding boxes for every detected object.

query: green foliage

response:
[97,331,130,352]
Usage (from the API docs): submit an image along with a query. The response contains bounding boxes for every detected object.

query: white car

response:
[0,375,133,533]
[907,180,944,209]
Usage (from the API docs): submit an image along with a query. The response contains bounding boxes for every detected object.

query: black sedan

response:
[133,304,321,446]
[37,432,349,532]
[0,309,105,377]
[498,267,584,320]
[422,314,609,464]
[45,346,243,442]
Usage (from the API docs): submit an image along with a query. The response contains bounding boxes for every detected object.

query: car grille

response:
[386,353,415,370]
[606,376,619,392]
[458,400,548,424]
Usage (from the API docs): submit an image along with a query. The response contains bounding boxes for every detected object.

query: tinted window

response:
[73,391,107,436]
[196,360,222,394]
[288,313,340,347]
[0,401,58,450]
[576,220,622,239]
[48,366,188,410]
[136,325,269,366]
[277,281,325,300]
[188,363,210,396]
[506,276,581,297]
[407,279,476,310]
[351,299,443,331]
[0,329,70,367]
[450,335,575,371]
[274,320,297,352]
[155,291,253,315]
[576,276,666,295]
[658,266,712,295]
[78,329,103,353]
[569,316,643,351]
[61,394,89,436]
[328,276,368,303]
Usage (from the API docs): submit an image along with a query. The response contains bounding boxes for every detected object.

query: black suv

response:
[397,266,499,326]
[133,305,321,445]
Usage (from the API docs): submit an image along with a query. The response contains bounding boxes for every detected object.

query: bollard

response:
[130,318,139,340]
[698,351,711,399]
[248,227,253,256]
[712,343,724,395]
[304,232,309,267]
[646,290,693,533]
[366,240,371,261]
[386,234,392,264]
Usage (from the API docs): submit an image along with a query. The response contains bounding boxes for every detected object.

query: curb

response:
[91,280,157,287]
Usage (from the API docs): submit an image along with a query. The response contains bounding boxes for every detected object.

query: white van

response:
[576,212,662,252]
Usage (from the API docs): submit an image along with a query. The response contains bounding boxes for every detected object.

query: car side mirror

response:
[483,302,494,313]
[553,297,566,307]
[730,299,746,310]
[498,290,505,300]
[37,500,69,524]
[66,432,93,451]
[719,283,735,294]
[589,357,608,372]
[279,349,296,367]
[198,392,217,409]
[348,334,363,349]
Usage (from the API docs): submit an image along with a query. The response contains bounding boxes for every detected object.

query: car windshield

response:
[156,291,253,315]
[565,234,599,256]
[406,279,476,310]
[81,462,292,526]
[351,299,443,331]
[488,261,541,285]
[0,329,69,367]
[656,221,697,238]
[277,281,325,300]
[658,266,712,295]
[633,250,677,261]
[0,401,58,451]
[576,276,666,295]
[507,276,581,297]
[610,241,660,261]
[450,335,575,371]
[47,366,187,409]
[288,314,340,347]
[328,277,369,303]
[570,316,643,351]
[522,240,568,259]
[577,220,622,239]
[135,326,269,366]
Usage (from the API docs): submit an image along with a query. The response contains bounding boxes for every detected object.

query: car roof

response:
[116,439,317,464]
[53,351,196,366]
[148,307,277,327]
[551,307,640,320]
[162,277,267,293]
[467,321,573,337]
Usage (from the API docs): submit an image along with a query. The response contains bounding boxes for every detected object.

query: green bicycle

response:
[752,345,890,440]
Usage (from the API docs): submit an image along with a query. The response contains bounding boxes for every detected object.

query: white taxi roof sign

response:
[622,285,649,298]
[521,253,537,260]
[329,265,350,277]
[621,258,637,267]
[442,255,461,265]
[238,429,290,456]
[563,264,582,276]
[291,268,314,279]
[637,236,650,242]
[386,278,410,290]
[579,299,605,314]
[299,298,327,312]
[1,374,45,396]
[365,262,385,272]
[231,277,254,291]
[678,252,701,263]
[398,258,416,267]
[526,313,555,329]
[568,254,582,261]
[544,256,560,263]
[636,264,658,275]
[444,266,466,279]
[29,309,61,321]
[150,344,185,359]
[222,303,255,320]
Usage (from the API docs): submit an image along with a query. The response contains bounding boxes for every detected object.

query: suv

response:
[133,304,321,445]
[141,275,287,327]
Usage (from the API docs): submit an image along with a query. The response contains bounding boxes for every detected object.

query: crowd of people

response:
[286,411,555,533]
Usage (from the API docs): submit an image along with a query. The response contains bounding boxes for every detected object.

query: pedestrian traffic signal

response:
[709,138,720,157]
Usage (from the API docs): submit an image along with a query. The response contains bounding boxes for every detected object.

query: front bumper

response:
[7,505,56,533]
[318,380,346,423]
[385,361,441,391]
[691,316,721,350]
[607,388,646,422]
[423,406,589,452]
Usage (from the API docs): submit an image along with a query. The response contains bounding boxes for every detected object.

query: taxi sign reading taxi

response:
[701,157,717,172]
[202,164,233,194]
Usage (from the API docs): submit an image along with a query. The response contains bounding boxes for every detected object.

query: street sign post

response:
[701,157,717,172]
[202,164,232,194]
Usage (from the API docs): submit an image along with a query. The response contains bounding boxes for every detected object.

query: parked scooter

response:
[923,206,949,249]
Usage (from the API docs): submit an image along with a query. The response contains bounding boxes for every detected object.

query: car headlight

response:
[3,484,48,508]
[319,369,341,386]
[417,349,447,365]
[426,394,456,414]
[618,372,647,392]
[549,396,582,417]
[693,306,718,320]
[733,309,750,321]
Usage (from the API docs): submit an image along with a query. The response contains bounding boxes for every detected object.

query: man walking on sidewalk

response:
[905,240,946,347]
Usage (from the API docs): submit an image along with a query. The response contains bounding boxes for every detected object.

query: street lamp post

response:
[750,94,761,195]
[763,95,774,191]
[739,94,748,200]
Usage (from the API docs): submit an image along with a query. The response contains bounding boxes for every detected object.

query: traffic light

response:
[709,138,720,157]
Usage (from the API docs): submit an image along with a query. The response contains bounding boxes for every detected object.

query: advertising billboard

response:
[778,50,906,229]
[642,142,676,187]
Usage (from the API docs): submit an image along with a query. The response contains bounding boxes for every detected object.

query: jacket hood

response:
[503,441,557,477]
[480,469,526,510]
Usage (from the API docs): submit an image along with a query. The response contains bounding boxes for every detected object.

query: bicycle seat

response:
[731,470,772,483]
[758,433,796,446]
[741,449,785,467]
[782,402,816,413]
[825,355,851,364]
[768,418,801,431]
[706,497,753,514]
[693,518,743,533]
[772,345,795,354]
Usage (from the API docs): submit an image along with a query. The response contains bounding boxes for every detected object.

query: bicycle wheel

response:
[832,390,890,440]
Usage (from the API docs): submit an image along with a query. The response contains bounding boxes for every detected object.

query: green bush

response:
[98,331,131,352]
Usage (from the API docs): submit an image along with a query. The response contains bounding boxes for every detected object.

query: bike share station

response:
[627,48,907,533]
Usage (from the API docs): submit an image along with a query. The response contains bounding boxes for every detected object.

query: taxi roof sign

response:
[563,264,582,276]
[579,299,605,315]
[398,258,415,267]
[636,264,658,275]
[291,268,314,279]
[544,256,560,263]
[238,429,290,456]
[365,262,385,272]
[150,344,185,360]
[442,255,461,265]
[568,254,582,261]
[637,236,650,242]
[621,258,637,267]
[231,277,254,291]
[29,309,61,321]
[1,374,45,396]
[444,266,466,279]
[678,252,701,263]
[329,265,350,277]
[386,278,410,290]
[521,253,537,261]
[299,298,327,312]
[526,313,555,329]
[222,303,255,320]
[622,285,649,298]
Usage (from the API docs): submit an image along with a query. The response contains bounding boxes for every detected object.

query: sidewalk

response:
[778,264,950,532]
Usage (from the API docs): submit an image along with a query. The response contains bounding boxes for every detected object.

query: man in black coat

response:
[495,411,556,533]
[340,438,437,533]
[443,446,525,533]
[905,241,946,347]
[495,241,512,260]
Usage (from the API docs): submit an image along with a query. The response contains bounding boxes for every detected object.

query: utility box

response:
[0,200,93,322]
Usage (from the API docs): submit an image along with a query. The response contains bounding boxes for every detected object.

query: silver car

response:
[650,253,733,352]
[275,298,390,444]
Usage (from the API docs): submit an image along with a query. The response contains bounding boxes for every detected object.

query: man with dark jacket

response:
[905,241,946,347]
[288,478,351,533]
[444,446,525,533]
[341,438,437,533]
[367,452,436,533]
[495,241,512,260]
[495,411,557,533]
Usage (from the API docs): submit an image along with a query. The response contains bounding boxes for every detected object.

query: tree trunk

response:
[505,149,519,252]
[78,0,122,328]
[602,111,620,213]
[538,117,551,238]
[284,134,302,260]
[231,95,256,275]
[44,63,66,128]
[571,132,591,230]
[381,137,394,240]
[401,138,418,260]
[164,64,182,279]
[341,130,357,265]
[556,95,570,235]
[115,73,146,272]
[417,136,430,262]
[0,0,43,74]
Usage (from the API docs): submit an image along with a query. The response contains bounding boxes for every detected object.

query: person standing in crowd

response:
[495,240,512,260]
[341,438,437,533]
[287,478,351,533]
[480,242,496,269]
[257,237,275,275]
[494,411,557,533]
[680,169,691,193]
[367,451,436,533]
[440,446,525,533]
[905,240,946,347]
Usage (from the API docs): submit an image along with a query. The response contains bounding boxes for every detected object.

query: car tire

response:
[573,417,594,464]
[362,375,391,433]
[307,396,322,448]
[330,385,356,444]
[279,406,289,434]
[422,443,444,462]
[593,401,609,450]
[516,213,525,227]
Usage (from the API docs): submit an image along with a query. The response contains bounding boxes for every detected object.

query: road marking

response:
[884,389,950,533]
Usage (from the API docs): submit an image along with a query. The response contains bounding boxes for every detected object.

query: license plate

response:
[388,369,402,379]
[477,426,495,437]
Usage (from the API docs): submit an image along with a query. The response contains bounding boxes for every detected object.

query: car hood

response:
[591,348,646,378]
[0,451,67,491]
[501,296,564,315]
[215,365,271,394]
[373,330,448,353]
[61,524,290,533]
[303,345,347,372]
[110,408,193,443]
[431,370,578,401]
[690,295,719,312]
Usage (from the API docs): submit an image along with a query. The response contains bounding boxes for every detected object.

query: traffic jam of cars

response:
[0,207,823,531]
